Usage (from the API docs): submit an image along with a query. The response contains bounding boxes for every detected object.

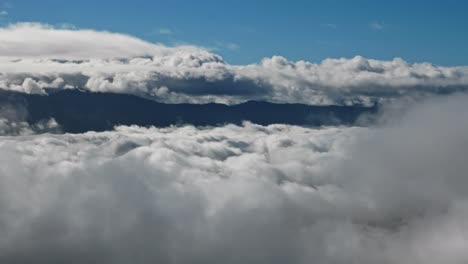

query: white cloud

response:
[0,10,7,16]
[0,95,467,262]
[0,23,467,105]
[0,23,184,59]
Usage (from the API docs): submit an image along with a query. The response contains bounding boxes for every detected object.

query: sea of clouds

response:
[0,94,467,263]
[1,21,468,263]
[1,23,468,105]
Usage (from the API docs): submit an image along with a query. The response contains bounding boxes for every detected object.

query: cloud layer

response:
[0,95,467,263]
[1,23,468,105]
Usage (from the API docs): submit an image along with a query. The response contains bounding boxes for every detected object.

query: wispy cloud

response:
[224,42,240,51]
[370,21,384,31]
[0,9,8,24]
[214,41,240,51]
[146,27,177,37]
[158,28,173,35]
[0,1,12,23]
[321,23,337,29]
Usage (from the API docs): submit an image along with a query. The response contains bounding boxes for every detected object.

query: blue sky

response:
[1,0,468,65]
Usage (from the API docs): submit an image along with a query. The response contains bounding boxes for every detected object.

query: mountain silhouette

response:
[0,89,377,133]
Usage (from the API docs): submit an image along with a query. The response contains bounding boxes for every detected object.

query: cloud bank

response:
[1,23,468,105]
[0,95,467,263]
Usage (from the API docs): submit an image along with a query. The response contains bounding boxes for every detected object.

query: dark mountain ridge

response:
[0,89,377,133]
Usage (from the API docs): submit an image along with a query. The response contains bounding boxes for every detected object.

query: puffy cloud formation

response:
[0,95,468,263]
[1,23,468,105]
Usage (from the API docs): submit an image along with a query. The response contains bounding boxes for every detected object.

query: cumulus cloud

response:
[0,95,467,263]
[0,23,467,105]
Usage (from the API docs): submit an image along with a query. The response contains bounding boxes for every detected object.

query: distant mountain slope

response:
[0,89,377,133]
